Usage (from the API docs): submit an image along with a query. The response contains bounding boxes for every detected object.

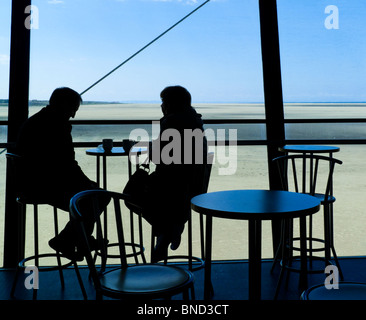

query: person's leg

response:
[151,223,185,263]
[49,189,110,260]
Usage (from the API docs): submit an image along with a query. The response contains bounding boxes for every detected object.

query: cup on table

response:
[122,139,135,153]
[102,139,113,153]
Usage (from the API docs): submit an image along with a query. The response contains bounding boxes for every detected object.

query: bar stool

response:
[6,153,86,300]
[271,154,343,298]
[301,282,366,300]
[151,152,214,272]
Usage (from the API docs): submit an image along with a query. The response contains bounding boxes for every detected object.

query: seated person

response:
[16,87,109,261]
[125,85,208,262]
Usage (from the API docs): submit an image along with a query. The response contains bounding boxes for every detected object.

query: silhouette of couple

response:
[16,86,207,262]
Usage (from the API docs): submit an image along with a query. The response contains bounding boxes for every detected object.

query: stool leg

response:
[11,201,26,298]
[299,216,308,291]
[10,265,21,298]
[190,283,196,300]
[150,228,155,263]
[331,247,344,280]
[274,219,289,299]
[183,283,195,300]
[34,204,39,268]
[138,212,147,263]
[130,210,147,264]
[53,207,65,289]
[271,220,284,273]
[323,204,331,264]
[326,203,344,280]
[309,215,313,267]
[129,210,139,264]
[284,219,294,287]
[33,204,39,300]
[199,213,205,260]
[188,214,193,271]
[73,262,87,300]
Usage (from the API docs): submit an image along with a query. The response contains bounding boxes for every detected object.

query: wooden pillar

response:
[3,0,31,268]
[258,0,285,256]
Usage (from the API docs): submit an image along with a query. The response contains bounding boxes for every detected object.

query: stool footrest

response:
[289,237,327,253]
[158,255,205,272]
[94,242,145,259]
[18,253,74,271]
[280,255,334,274]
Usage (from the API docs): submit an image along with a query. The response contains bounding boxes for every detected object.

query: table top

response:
[191,189,320,220]
[86,146,147,156]
[279,145,340,153]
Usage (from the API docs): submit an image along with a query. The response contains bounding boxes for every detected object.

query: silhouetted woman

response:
[126,86,208,262]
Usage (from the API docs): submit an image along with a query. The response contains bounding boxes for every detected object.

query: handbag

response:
[123,159,151,211]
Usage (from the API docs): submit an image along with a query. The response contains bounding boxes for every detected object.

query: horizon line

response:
[2,99,366,105]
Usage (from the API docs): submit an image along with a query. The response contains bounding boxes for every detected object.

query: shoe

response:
[151,234,169,263]
[170,224,184,250]
[170,235,181,250]
[49,237,84,261]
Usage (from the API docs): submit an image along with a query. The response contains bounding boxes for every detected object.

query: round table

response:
[279,145,340,155]
[191,189,321,300]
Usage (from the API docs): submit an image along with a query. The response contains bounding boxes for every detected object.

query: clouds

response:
[47,0,64,4]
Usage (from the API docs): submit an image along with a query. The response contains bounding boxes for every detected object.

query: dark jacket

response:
[144,107,208,232]
[16,105,94,209]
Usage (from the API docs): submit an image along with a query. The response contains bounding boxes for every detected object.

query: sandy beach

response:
[0,103,365,265]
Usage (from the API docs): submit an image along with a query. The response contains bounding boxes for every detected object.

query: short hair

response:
[49,87,82,111]
[160,86,191,112]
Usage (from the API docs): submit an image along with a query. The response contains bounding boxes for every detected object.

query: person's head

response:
[49,87,82,119]
[160,86,191,116]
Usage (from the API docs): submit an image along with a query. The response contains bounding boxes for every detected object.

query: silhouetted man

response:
[16,87,108,260]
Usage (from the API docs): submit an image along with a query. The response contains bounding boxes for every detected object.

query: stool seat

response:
[301,282,366,300]
[101,264,191,294]
[70,190,195,300]
[309,193,335,204]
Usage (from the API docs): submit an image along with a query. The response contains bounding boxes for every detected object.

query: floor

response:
[1,257,366,300]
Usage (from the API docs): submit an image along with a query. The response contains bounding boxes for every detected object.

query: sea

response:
[0,102,365,144]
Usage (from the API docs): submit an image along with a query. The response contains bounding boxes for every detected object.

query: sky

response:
[1,0,366,103]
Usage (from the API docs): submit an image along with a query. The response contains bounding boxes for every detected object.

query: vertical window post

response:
[258,0,285,255]
[4,0,31,268]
